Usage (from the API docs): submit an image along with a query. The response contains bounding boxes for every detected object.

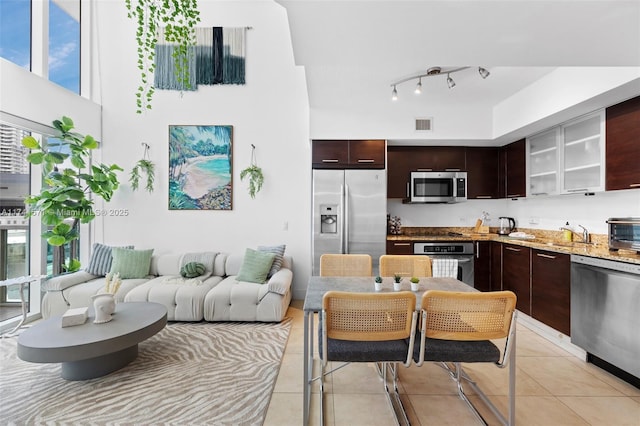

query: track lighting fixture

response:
[390,66,490,100]
[446,74,455,89]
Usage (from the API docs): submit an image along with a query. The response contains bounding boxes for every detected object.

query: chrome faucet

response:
[560,224,590,243]
[577,224,590,243]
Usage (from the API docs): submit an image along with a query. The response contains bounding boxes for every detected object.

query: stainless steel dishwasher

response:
[571,254,640,385]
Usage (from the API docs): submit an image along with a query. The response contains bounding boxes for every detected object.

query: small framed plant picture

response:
[168,125,233,210]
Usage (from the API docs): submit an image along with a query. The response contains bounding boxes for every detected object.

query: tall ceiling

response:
[275,0,640,142]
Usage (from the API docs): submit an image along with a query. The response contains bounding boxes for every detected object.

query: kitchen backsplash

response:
[387,189,639,235]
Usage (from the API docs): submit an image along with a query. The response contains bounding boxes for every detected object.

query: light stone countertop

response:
[387,227,640,265]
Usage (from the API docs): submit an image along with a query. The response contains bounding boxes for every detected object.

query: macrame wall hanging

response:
[155,27,248,91]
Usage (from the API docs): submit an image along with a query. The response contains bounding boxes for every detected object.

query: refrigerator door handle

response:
[344,183,350,253]
[340,184,345,253]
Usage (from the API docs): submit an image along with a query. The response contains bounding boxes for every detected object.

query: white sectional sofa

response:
[42,250,293,322]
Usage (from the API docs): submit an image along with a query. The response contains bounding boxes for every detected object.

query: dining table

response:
[302,275,476,425]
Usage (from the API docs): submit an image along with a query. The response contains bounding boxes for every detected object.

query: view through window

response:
[0,125,30,321]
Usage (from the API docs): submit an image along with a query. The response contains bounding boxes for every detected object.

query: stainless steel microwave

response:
[410,171,467,203]
[607,218,640,252]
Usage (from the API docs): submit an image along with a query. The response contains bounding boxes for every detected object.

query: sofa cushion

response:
[85,243,134,276]
[257,244,286,278]
[110,248,154,279]
[236,248,275,284]
[181,262,206,278]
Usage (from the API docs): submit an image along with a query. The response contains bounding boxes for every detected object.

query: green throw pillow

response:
[236,248,276,284]
[181,261,205,278]
[110,248,154,279]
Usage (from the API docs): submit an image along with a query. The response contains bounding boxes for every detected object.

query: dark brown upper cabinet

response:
[606,96,640,191]
[503,139,526,199]
[386,146,466,198]
[312,140,385,169]
[466,147,500,199]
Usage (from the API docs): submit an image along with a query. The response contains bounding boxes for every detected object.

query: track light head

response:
[391,85,398,101]
[478,67,490,79]
[446,74,455,89]
[414,78,422,94]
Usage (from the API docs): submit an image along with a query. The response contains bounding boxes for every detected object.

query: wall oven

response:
[409,171,467,203]
[414,242,474,286]
[607,218,640,253]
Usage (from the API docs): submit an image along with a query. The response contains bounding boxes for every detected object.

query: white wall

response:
[92,0,311,299]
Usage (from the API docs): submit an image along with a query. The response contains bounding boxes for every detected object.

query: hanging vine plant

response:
[130,143,156,192]
[240,144,264,199]
[125,0,201,113]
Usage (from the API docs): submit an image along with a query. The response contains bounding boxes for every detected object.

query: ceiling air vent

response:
[415,117,433,132]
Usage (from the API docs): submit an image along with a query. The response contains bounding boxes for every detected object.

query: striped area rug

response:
[0,319,291,425]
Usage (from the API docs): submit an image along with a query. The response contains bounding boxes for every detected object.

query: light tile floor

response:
[265,301,640,426]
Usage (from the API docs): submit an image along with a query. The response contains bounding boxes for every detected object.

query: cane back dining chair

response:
[320,253,372,277]
[379,254,432,278]
[414,290,518,426]
[317,291,418,425]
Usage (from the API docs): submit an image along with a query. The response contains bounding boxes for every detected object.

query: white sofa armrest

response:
[264,268,293,296]
[43,271,98,292]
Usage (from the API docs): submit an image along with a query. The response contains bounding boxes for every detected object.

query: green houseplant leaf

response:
[21,116,123,274]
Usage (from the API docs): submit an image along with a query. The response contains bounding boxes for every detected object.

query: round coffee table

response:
[17,302,167,380]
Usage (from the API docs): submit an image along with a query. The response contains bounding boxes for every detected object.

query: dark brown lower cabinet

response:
[531,249,571,335]
[502,244,531,315]
[490,241,502,292]
[473,241,491,292]
[386,240,413,255]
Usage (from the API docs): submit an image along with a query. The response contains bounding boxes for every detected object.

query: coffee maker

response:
[498,217,516,235]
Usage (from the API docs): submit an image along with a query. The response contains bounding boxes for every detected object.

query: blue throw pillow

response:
[85,243,134,276]
[257,244,286,278]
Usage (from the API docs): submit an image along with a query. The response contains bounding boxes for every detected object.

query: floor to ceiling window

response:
[0,0,31,70]
[48,0,80,94]
[0,0,87,330]
[0,125,30,322]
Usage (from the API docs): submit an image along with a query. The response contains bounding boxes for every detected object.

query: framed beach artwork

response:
[169,125,233,210]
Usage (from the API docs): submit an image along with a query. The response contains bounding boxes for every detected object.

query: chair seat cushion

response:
[319,328,409,362]
[412,335,500,363]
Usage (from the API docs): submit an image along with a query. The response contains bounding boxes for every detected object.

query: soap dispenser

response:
[563,222,572,242]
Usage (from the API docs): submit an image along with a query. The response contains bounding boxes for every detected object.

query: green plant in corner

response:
[125,0,201,113]
[21,116,123,274]
[130,143,155,192]
[240,144,264,199]
[393,274,402,284]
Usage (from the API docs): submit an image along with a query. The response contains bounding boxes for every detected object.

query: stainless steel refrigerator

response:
[312,169,387,276]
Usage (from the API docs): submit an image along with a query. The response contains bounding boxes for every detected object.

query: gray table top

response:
[17,302,167,363]
[304,276,476,312]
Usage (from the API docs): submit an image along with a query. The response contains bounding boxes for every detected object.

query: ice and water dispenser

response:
[320,204,338,234]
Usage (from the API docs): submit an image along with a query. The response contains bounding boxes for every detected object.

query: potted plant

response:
[410,276,420,291]
[393,274,402,291]
[22,116,123,274]
[240,144,264,199]
[374,275,383,292]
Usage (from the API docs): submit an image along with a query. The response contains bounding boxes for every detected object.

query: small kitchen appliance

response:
[607,217,640,252]
[498,217,516,235]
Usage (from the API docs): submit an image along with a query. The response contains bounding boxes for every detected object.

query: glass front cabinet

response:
[527,110,605,196]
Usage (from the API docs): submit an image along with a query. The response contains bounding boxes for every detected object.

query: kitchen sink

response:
[544,241,594,248]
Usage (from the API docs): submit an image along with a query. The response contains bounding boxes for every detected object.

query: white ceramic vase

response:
[374,281,383,292]
[92,293,116,324]
[393,281,402,291]
[410,282,419,291]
